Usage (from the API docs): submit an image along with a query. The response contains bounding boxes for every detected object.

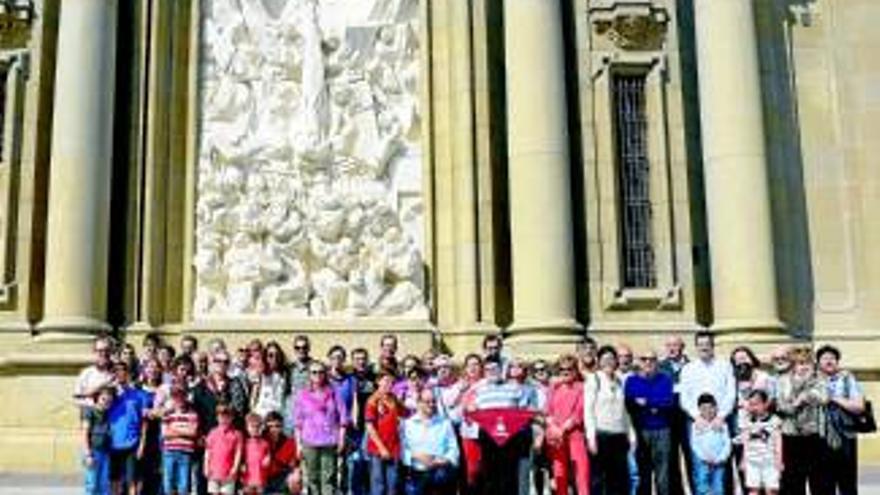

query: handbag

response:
[850,400,877,434]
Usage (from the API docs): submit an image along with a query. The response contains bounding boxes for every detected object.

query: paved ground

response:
[2,470,880,494]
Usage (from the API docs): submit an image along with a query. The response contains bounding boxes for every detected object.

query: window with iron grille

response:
[613,73,656,289]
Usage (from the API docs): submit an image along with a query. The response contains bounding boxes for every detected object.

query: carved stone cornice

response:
[0,0,33,50]
[589,0,669,52]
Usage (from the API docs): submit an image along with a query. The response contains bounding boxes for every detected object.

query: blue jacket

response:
[624,372,675,430]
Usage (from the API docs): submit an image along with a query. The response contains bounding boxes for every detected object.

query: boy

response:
[108,361,150,495]
[741,389,783,495]
[84,386,115,495]
[204,404,243,495]
[162,386,199,495]
[690,393,731,495]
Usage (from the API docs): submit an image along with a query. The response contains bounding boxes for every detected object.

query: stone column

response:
[694,0,782,332]
[504,0,581,344]
[38,0,118,336]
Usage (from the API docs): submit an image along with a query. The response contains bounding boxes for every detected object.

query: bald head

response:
[665,336,685,359]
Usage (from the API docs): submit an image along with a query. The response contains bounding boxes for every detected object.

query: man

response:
[289,335,314,397]
[74,336,115,411]
[327,345,355,494]
[659,335,691,495]
[474,359,533,495]
[108,361,150,495]
[379,334,399,363]
[678,331,735,495]
[576,337,599,376]
[482,335,509,374]
[179,334,199,357]
[625,350,675,495]
[349,347,376,495]
[264,411,303,494]
[431,354,458,418]
[616,344,640,495]
[402,389,460,495]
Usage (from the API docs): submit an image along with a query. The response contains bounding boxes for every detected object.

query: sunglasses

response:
[310,370,326,375]
[295,345,309,351]
[558,367,574,373]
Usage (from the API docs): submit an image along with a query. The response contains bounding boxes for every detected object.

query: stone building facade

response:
[0,0,878,471]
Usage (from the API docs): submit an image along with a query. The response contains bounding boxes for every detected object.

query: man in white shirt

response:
[678,331,736,495]
[73,336,115,411]
[678,332,736,426]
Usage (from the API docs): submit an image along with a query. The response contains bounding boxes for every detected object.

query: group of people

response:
[74,330,869,495]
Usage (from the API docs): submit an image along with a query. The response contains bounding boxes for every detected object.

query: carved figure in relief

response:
[195,0,427,317]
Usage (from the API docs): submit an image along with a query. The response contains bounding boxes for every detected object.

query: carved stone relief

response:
[589,1,668,52]
[195,0,427,318]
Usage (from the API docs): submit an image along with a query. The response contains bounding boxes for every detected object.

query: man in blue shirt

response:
[625,350,675,495]
[108,360,150,495]
[402,388,459,495]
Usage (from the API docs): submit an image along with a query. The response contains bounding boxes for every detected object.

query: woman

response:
[140,357,165,495]
[447,353,483,490]
[730,346,773,491]
[775,346,827,495]
[546,354,589,495]
[818,345,865,495]
[401,367,425,415]
[585,345,634,495]
[252,342,289,418]
[294,361,349,495]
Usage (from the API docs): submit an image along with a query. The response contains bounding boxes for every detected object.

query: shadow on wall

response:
[755,0,816,339]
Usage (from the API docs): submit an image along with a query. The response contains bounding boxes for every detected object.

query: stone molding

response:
[589,0,669,52]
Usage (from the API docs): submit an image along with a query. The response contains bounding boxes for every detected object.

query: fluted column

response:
[694,0,782,332]
[38,0,118,336]
[504,0,581,342]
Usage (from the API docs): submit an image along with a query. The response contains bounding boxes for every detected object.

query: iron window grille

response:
[612,73,657,289]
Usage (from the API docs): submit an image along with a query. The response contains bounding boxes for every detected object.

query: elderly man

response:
[73,336,115,411]
[658,335,690,495]
[625,350,675,495]
[474,359,534,495]
[402,388,460,495]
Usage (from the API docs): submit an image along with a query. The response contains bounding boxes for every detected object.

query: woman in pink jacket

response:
[545,354,590,495]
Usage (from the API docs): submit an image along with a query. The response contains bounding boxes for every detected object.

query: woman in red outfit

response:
[545,354,590,495]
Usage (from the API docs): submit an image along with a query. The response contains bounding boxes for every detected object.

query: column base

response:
[34,316,111,342]
[504,318,584,358]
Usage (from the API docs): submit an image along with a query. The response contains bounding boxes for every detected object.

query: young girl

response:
[83,386,114,495]
[242,413,272,494]
[204,405,243,495]
[741,390,783,495]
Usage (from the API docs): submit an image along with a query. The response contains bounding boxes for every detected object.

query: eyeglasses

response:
[640,356,658,362]
[558,367,574,373]
[295,345,309,351]
[214,359,230,365]
[310,370,326,375]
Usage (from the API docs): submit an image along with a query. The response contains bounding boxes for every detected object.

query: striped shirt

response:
[474,380,530,410]
[162,409,199,453]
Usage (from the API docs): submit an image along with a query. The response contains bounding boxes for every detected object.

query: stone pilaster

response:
[693,0,782,334]
[37,0,118,337]
[504,0,582,350]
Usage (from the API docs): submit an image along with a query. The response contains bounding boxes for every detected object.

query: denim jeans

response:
[692,458,725,495]
[348,430,370,495]
[635,428,671,495]
[628,449,640,495]
[404,465,456,495]
[369,456,399,495]
[84,450,111,495]
[162,450,192,495]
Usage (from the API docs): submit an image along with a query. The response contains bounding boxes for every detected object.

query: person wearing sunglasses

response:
[294,361,349,495]
[624,350,675,495]
[545,354,589,495]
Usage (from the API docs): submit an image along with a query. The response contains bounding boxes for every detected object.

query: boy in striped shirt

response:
[162,386,199,495]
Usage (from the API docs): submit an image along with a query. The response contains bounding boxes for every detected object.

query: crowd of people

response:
[73,330,869,495]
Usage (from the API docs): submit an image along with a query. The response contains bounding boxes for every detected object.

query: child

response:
[162,386,199,495]
[365,370,405,495]
[691,393,732,495]
[204,404,243,495]
[264,411,303,495]
[741,389,783,495]
[83,386,115,495]
[242,413,271,494]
